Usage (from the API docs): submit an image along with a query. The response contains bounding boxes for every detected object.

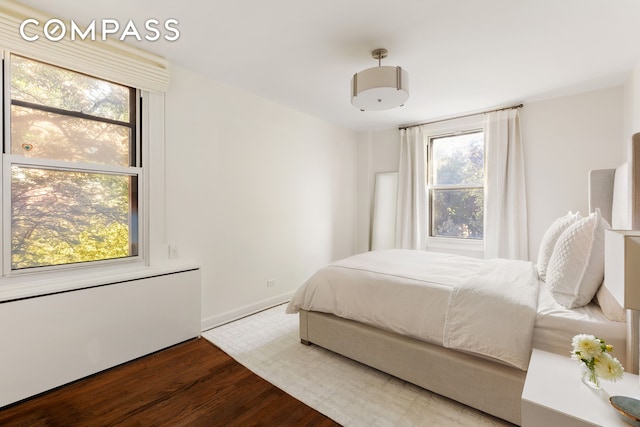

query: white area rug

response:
[202,304,512,427]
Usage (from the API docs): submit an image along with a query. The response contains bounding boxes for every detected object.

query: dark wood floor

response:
[0,338,340,427]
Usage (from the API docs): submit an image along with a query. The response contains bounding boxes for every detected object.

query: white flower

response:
[594,353,624,382]
[572,334,603,360]
[571,334,623,385]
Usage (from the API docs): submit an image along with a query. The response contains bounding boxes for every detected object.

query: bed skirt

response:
[299,310,526,425]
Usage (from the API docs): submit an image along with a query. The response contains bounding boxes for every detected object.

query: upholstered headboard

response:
[588,168,615,224]
[589,133,640,229]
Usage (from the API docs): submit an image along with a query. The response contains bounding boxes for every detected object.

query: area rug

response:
[202,304,512,427]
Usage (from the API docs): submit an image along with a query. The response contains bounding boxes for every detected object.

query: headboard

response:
[588,168,615,224]
[589,133,640,229]
[589,133,640,374]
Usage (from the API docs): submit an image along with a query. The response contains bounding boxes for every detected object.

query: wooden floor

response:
[0,338,340,427]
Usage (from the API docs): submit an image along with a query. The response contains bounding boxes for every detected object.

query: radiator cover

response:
[0,268,201,408]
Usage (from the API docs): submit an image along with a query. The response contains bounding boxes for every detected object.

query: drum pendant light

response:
[351,48,409,111]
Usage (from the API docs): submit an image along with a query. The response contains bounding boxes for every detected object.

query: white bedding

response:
[443,257,539,370]
[533,282,627,367]
[287,249,540,370]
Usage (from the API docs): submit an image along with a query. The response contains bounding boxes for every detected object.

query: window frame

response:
[1,51,145,276]
[426,129,485,240]
[419,115,485,256]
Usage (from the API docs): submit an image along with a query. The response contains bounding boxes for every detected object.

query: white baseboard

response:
[201,291,294,331]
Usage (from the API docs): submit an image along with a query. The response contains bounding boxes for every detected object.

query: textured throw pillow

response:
[536,211,581,281]
[546,209,610,308]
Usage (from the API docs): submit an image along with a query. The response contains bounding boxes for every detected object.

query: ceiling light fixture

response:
[351,48,409,111]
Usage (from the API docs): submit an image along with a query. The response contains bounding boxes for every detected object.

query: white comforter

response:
[286,249,540,370]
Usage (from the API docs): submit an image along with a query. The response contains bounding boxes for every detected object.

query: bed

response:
[286,135,640,426]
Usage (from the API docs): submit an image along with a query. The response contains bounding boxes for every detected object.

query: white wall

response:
[521,86,623,261]
[164,64,359,329]
[356,86,624,261]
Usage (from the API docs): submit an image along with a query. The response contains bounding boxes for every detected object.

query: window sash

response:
[2,156,144,274]
[429,183,483,190]
[8,53,138,168]
[5,155,141,178]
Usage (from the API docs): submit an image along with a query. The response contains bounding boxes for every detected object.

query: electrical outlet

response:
[169,244,179,259]
[267,279,276,288]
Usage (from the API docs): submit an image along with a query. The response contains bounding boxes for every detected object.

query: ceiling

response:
[14,0,640,132]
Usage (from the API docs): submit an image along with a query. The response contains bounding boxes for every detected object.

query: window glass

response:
[11,167,138,270]
[432,188,483,239]
[11,105,131,166]
[11,55,130,122]
[432,132,483,186]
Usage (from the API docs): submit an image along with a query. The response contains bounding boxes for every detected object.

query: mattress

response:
[533,282,627,368]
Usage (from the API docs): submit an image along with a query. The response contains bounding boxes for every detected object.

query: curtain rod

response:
[398,103,524,131]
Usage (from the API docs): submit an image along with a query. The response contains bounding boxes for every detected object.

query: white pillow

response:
[537,211,582,281]
[595,281,626,322]
[546,209,610,308]
[537,211,581,281]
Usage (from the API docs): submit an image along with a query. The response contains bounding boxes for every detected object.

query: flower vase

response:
[580,364,600,390]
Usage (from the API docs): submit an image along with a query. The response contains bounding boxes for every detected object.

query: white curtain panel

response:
[395,127,428,250]
[483,109,528,260]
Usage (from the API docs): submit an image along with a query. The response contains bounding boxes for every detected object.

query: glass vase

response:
[580,364,600,390]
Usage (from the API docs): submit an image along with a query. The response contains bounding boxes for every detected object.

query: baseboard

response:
[201,291,294,331]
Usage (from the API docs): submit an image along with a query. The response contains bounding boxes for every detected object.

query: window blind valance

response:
[0,0,170,93]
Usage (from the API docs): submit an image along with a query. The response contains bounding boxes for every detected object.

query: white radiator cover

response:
[0,267,201,407]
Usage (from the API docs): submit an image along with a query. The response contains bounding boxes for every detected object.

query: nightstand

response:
[522,349,640,426]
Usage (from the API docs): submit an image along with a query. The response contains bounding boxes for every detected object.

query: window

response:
[5,54,141,271]
[427,131,484,239]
